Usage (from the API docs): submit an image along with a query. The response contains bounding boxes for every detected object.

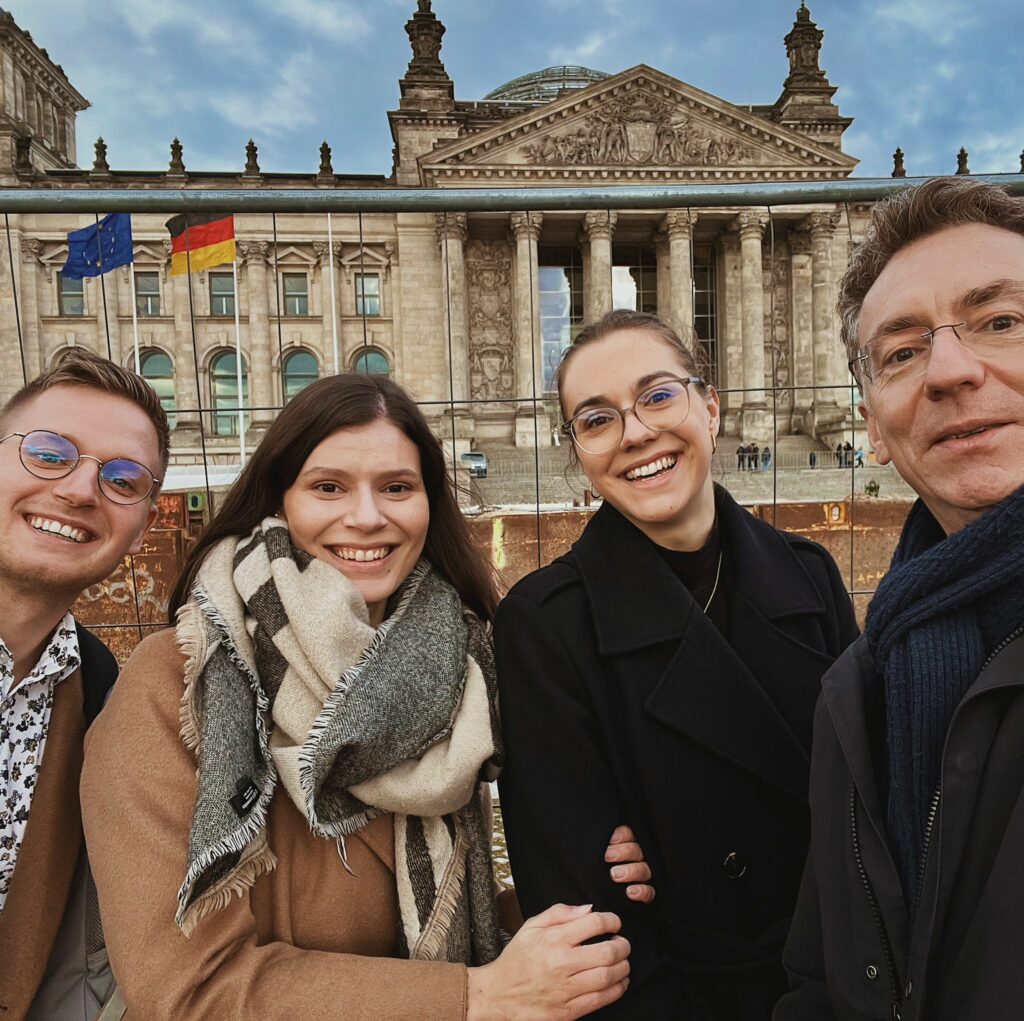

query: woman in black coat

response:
[494,310,858,1020]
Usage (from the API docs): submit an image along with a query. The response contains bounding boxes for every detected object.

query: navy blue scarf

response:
[865,486,1024,907]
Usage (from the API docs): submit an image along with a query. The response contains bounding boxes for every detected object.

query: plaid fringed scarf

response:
[175,517,504,964]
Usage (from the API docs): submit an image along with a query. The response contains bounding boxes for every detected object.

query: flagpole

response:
[128,261,141,373]
[327,213,339,374]
[94,213,113,360]
[231,259,247,466]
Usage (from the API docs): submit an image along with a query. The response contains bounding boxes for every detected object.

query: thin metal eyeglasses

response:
[0,429,162,505]
[561,375,706,454]
[850,310,1024,388]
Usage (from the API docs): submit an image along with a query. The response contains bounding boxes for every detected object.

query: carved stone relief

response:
[521,91,758,166]
[763,247,793,408]
[465,239,514,401]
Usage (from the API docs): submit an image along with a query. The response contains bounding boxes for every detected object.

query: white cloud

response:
[253,0,372,42]
[548,30,615,65]
[211,51,320,137]
[870,0,976,46]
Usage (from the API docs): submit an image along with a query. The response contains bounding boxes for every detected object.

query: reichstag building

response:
[0,1,869,464]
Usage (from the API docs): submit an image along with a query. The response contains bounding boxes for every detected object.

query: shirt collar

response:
[0,611,80,702]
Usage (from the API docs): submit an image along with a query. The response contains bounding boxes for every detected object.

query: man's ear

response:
[126,502,159,556]
[859,398,890,465]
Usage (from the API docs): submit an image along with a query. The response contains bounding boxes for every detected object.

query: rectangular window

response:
[538,247,584,392]
[693,245,718,385]
[283,273,308,316]
[209,272,235,316]
[355,273,380,316]
[611,246,658,315]
[57,272,84,316]
[135,271,161,316]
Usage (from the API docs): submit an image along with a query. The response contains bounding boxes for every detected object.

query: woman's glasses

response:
[0,429,161,505]
[562,376,705,455]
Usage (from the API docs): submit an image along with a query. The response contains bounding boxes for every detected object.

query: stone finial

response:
[168,137,185,174]
[244,139,260,176]
[956,147,969,176]
[404,0,448,79]
[319,140,333,176]
[892,147,906,178]
[92,137,110,173]
[784,1,826,86]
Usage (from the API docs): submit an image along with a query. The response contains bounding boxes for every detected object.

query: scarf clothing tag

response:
[230,777,260,818]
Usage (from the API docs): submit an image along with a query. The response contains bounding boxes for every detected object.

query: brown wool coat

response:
[80,628,469,1021]
[0,672,85,1021]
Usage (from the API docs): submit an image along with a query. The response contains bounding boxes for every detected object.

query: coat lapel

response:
[0,671,85,1021]
[572,489,828,802]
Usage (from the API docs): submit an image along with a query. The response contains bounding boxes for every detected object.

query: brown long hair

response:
[169,373,498,621]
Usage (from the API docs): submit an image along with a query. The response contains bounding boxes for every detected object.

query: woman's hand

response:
[467,903,629,1020]
[605,825,655,903]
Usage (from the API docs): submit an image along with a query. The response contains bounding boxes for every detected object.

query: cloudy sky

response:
[7,0,1023,179]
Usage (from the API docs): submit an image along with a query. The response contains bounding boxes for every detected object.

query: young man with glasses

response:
[0,350,168,1021]
[776,177,1024,1020]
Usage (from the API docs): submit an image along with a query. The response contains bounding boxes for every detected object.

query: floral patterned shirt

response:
[0,613,79,911]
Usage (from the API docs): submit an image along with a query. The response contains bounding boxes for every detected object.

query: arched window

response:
[210,350,249,437]
[352,348,390,377]
[282,349,319,403]
[140,349,176,426]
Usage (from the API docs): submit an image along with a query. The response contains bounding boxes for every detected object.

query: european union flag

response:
[61,213,133,280]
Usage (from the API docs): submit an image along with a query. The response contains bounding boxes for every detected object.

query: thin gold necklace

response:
[703,552,724,614]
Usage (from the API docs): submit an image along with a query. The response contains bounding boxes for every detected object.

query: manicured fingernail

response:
[571,903,593,915]
[627,885,641,896]
[606,849,619,861]
[611,865,625,879]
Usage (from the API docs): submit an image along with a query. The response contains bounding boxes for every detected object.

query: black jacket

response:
[776,629,1024,1021]
[495,487,858,1019]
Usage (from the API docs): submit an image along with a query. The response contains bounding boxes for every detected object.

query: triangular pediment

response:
[423,65,856,184]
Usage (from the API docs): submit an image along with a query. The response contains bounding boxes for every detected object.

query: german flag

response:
[166,213,235,276]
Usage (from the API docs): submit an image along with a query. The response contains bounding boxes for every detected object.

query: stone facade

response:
[0,1,870,458]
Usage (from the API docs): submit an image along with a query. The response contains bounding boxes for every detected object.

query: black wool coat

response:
[495,487,858,1020]
[775,632,1024,1021]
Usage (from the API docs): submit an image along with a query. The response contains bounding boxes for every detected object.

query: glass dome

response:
[484,65,610,103]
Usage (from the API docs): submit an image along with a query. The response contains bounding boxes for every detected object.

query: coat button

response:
[865,964,879,980]
[722,851,747,879]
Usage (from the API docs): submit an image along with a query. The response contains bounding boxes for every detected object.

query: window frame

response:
[208,271,236,317]
[209,349,249,437]
[355,272,381,317]
[56,272,85,317]
[282,348,319,403]
[134,270,161,317]
[282,272,309,317]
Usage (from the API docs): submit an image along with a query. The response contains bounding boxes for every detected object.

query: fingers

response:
[556,908,622,947]
[570,933,631,975]
[609,861,651,885]
[563,978,630,1020]
[605,840,643,864]
[522,902,594,930]
[607,824,635,846]
[566,956,630,996]
[626,882,656,904]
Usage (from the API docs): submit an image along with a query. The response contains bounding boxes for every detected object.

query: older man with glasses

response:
[776,177,1024,1020]
[0,350,168,1021]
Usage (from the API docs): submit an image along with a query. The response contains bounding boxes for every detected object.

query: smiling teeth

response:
[30,516,88,543]
[625,456,677,481]
[335,546,392,562]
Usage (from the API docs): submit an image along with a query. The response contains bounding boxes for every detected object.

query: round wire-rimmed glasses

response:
[0,429,161,505]
[561,375,706,455]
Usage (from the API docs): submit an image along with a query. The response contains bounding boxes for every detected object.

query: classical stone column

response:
[719,226,744,434]
[809,211,841,412]
[312,239,339,373]
[510,211,543,401]
[19,238,43,378]
[736,210,770,439]
[510,211,549,447]
[662,210,694,338]
[582,211,616,321]
[165,240,200,435]
[238,240,274,423]
[434,212,470,404]
[789,227,814,418]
